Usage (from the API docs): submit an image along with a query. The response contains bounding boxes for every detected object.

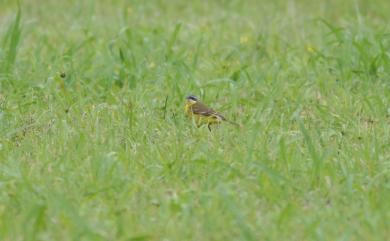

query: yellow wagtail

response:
[184,95,239,131]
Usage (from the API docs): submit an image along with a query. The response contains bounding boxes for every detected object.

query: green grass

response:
[1,0,390,240]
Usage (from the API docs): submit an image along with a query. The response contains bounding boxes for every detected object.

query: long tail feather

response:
[225,120,240,127]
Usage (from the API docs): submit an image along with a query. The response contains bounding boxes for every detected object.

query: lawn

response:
[0,0,389,240]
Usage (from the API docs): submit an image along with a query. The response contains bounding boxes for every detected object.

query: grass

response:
[0,0,390,240]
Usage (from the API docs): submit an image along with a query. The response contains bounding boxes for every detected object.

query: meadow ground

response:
[0,0,390,240]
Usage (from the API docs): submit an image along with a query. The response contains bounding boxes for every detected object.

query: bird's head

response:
[185,95,199,104]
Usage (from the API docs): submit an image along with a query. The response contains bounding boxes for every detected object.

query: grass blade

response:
[1,3,22,75]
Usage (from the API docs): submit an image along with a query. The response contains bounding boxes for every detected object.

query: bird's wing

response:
[191,102,226,120]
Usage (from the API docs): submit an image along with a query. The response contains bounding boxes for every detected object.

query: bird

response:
[184,95,239,131]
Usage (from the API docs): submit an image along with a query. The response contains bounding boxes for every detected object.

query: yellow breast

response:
[184,102,194,117]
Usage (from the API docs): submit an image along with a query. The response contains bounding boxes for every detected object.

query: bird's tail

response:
[225,120,241,128]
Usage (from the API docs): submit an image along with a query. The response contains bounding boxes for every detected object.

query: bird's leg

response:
[208,123,212,132]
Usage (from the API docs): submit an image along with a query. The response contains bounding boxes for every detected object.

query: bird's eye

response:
[186,95,198,101]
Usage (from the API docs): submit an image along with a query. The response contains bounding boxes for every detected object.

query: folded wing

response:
[191,102,226,121]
